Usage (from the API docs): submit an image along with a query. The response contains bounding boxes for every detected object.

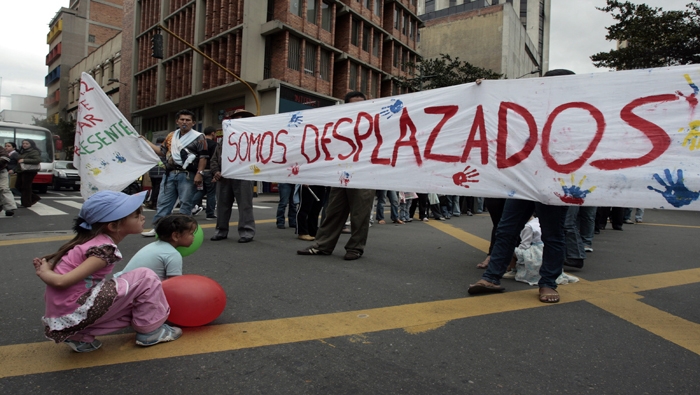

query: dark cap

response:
[231,109,256,118]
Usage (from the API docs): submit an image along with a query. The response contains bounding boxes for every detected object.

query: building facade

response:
[418,0,550,79]
[66,33,124,121]
[119,0,423,136]
[45,0,125,123]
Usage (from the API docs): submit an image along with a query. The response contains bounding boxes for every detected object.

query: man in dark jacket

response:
[210,109,256,242]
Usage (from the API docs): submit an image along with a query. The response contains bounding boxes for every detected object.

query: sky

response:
[0,0,695,110]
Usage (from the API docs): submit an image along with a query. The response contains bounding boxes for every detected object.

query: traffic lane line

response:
[2,267,700,379]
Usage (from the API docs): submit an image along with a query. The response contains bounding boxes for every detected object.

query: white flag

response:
[74,73,160,200]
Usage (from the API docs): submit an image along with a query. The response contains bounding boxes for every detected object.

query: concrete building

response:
[66,33,124,121]
[118,0,423,137]
[418,0,550,79]
[0,95,47,124]
[45,0,125,124]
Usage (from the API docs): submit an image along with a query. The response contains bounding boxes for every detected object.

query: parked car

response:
[52,161,81,191]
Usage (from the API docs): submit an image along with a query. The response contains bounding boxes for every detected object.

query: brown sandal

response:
[539,288,560,303]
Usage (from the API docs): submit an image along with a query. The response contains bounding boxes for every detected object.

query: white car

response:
[52,160,81,191]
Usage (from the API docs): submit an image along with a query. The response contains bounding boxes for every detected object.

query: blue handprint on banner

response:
[647,169,700,208]
[287,112,303,128]
[113,152,127,163]
[379,99,404,120]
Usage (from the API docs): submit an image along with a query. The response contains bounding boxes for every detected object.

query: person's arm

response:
[210,143,223,182]
[140,136,164,156]
[33,256,107,289]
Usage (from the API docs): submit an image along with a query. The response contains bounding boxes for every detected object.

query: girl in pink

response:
[33,190,182,353]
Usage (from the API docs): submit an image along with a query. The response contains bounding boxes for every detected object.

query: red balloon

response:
[162,275,226,327]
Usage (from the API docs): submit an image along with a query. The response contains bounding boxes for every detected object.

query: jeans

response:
[376,190,399,221]
[399,200,411,221]
[276,183,297,227]
[153,171,196,224]
[578,206,597,247]
[624,208,644,222]
[191,171,216,217]
[482,199,567,289]
[564,206,587,260]
[449,196,461,216]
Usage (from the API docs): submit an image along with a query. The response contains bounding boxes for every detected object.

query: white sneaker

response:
[141,229,157,237]
[191,205,203,216]
[584,246,593,252]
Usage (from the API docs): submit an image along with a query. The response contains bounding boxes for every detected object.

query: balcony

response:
[47,19,63,44]
[44,90,60,107]
[46,43,62,65]
[45,66,61,86]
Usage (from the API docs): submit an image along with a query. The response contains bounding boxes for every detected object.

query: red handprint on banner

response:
[452,166,480,188]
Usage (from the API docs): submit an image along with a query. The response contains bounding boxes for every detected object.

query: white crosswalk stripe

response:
[0,197,271,218]
[23,202,68,216]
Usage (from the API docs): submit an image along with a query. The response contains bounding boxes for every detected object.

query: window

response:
[321,1,332,31]
[320,49,331,81]
[394,9,399,29]
[362,26,371,52]
[305,44,316,75]
[88,34,96,43]
[374,0,381,16]
[393,46,400,67]
[392,82,398,96]
[307,0,317,24]
[351,18,360,46]
[290,0,302,17]
[410,21,415,40]
[372,33,380,57]
[401,50,407,71]
[360,67,368,94]
[349,63,357,90]
[403,12,408,35]
[363,0,370,8]
[288,35,301,71]
[372,72,379,98]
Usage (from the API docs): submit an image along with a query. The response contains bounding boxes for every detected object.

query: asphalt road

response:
[1,189,699,394]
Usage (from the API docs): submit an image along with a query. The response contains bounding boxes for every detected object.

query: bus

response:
[0,121,56,193]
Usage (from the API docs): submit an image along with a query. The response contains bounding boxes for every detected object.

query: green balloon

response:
[176,225,203,257]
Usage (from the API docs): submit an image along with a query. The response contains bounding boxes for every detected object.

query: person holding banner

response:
[210,109,257,243]
[468,69,577,303]
[297,91,376,261]
[141,110,208,237]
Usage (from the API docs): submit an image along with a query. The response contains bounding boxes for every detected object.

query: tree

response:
[33,117,77,160]
[397,54,501,92]
[591,0,700,70]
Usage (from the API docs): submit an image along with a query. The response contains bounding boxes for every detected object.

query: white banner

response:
[222,65,700,210]
[74,73,160,200]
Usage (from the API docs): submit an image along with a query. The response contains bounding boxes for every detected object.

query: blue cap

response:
[79,191,147,229]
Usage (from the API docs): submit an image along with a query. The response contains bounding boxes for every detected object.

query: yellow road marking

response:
[638,223,700,229]
[2,268,700,378]
[588,294,700,355]
[424,220,490,252]
[2,217,699,378]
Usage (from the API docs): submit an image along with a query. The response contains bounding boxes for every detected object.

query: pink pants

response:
[69,268,170,343]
